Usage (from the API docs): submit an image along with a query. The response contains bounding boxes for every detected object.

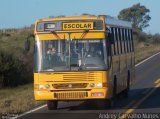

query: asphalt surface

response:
[18,53,160,119]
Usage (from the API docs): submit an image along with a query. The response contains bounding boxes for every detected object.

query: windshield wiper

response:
[80,30,89,39]
[50,31,62,40]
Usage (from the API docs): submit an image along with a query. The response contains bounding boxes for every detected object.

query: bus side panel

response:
[131,52,135,84]
[120,53,128,91]
[34,73,39,100]
[107,56,113,98]
[111,55,123,94]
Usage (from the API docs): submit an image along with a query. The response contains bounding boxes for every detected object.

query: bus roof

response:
[105,16,132,28]
[36,15,103,22]
[35,15,132,29]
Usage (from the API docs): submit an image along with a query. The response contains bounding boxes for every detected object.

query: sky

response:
[0,0,159,34]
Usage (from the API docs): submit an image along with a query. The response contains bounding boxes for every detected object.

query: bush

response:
[151,34,160,44]
[138,32,148,42]
[0,50,30,88]
[133,28,151,43]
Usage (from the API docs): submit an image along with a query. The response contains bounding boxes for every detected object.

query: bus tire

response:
[95,99,114,109]
[107,99,114,109]
[47,101,58,110]
[123,71,130,98]
[113,76,117,98]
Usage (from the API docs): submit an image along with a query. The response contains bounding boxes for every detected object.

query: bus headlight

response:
[39,84,45,90]
[96,83,102,88]
[90,83,95,88]
[45,84,50,89]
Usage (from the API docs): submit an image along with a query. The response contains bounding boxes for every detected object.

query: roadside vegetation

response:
[134,31,160,64]
[0,28,33,88]
[0,3,160,114]
[0,84,44,114]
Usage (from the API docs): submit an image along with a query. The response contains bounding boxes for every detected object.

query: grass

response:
[0,84,44,114]
[135,42,160,64]
[0,29,34,60]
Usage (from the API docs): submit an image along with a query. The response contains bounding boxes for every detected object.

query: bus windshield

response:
[34,39,107,72]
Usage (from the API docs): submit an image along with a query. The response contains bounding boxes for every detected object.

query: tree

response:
[118,3,151,31]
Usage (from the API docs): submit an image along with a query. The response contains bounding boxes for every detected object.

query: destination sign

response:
[62,22,94,30]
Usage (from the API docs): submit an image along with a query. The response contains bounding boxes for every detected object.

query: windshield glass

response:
[34,39,107,72]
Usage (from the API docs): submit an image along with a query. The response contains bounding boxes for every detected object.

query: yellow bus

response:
[32,15,134,110]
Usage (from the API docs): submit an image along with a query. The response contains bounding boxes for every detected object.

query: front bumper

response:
[34,88,108,101]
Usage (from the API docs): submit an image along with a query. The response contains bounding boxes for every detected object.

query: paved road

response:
[18,53,160,119]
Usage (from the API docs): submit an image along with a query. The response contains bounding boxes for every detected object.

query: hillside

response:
[0,28,34,87]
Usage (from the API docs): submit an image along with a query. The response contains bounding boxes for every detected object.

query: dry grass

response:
[135,42,160,64]
[0,84,44,114]
[0,43,159,114]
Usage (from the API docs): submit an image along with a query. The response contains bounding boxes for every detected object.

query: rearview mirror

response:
[24,39,30,51]
[24,34,34,52]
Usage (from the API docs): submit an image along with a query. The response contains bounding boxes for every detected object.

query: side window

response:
[106,27,112,56]
[120,28,124,54]
[116,28,121,54]
[130,29,134,52]
[118,28,122,54]
[122,28,126,53]
[109,27,134,54]
[124,29,128,53]
[115,28,119,55]
[112,27,116,55]
[126,29,129,53]
[128,29,132,52]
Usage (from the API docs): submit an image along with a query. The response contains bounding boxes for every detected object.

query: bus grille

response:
[54,92,88,99]
[53,83,87,89]
[62,72,101,81]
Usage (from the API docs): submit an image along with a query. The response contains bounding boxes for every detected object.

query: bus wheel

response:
[123,71,130,98]
[95,99,114,109]
[113,76,117,98]
[47,101,58,110]
[107,99,114,109]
